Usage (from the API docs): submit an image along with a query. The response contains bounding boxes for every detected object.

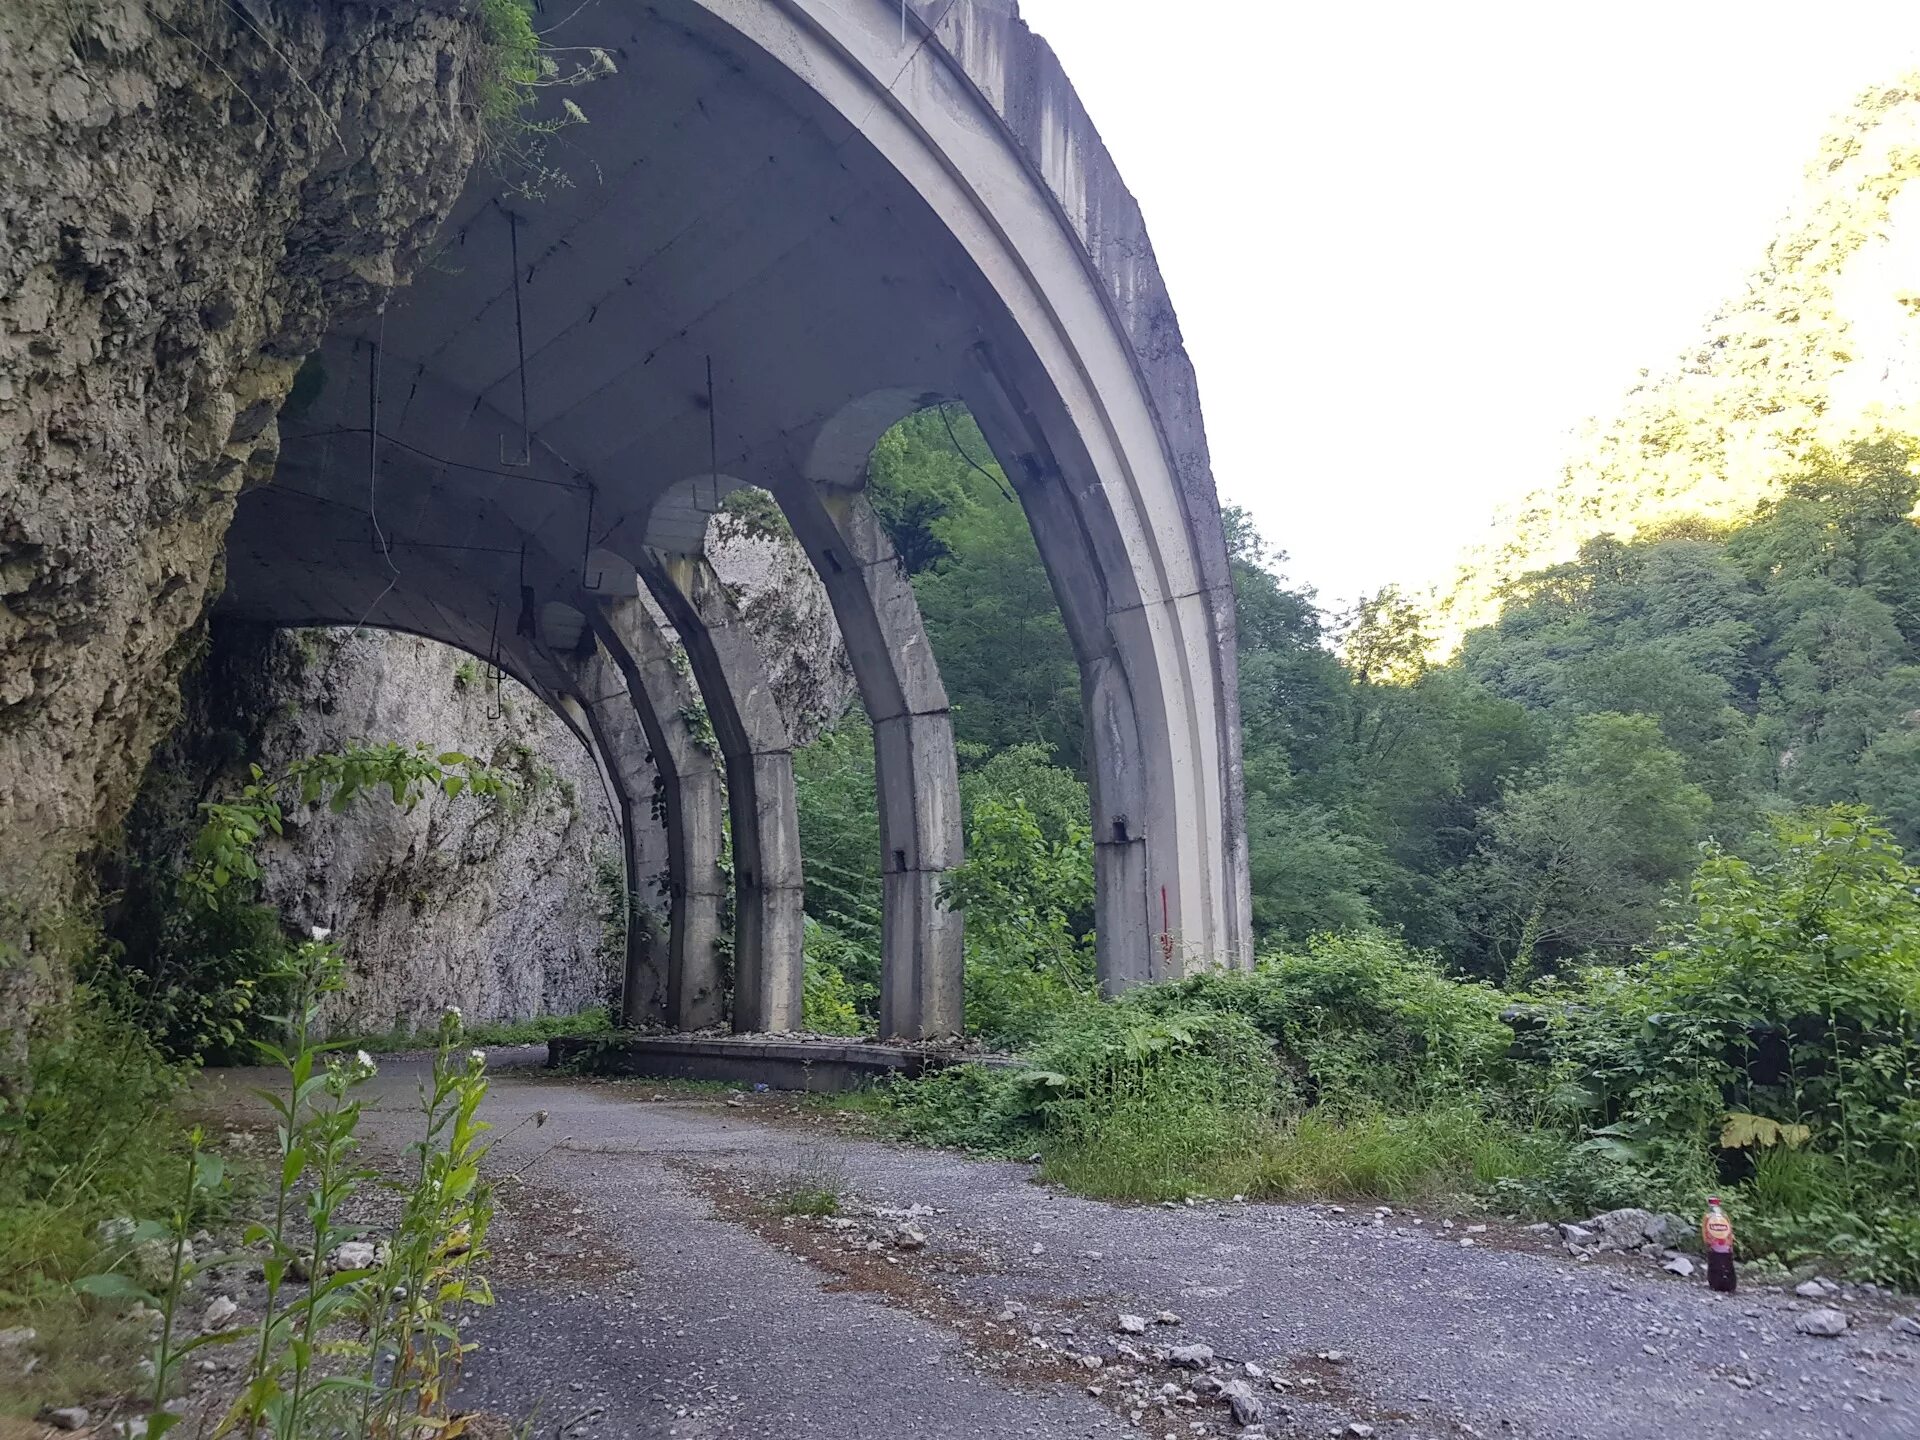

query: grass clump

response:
[344,1005,611,1054]
[770,1143,849,1218]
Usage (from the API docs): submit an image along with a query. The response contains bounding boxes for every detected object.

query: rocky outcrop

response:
[118,622,625,1036]
[0,0,488,1070]
[708,506,858,744]
[114,510,853,1038]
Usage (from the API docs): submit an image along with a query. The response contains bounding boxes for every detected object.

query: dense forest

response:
[794,418,1920,1010]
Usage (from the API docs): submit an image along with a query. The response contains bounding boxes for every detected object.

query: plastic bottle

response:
[1702,1195,1736,1293]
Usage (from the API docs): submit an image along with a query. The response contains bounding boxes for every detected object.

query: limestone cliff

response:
[0,0,488,1072]
[707,507,858,745]
[117,622,625,1036]
[113,514,852,1037]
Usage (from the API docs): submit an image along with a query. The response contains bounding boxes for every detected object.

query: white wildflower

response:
[468,1049,486,1068]
[356,1049,376,1075]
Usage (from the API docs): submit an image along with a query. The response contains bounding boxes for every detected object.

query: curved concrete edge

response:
[916,0,1252,969]
[587,600,729,1030]
[639,549,805,1035]
[557,684,669,1026]
[772,475,966,1041]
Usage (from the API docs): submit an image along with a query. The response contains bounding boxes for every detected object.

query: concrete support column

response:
[588,599,728,1030]
[639,551,804,1035]
[558,683,667,1026]
[771,479,964,1040]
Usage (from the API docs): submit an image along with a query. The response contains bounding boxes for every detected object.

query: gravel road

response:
[345,1050,1920,1440]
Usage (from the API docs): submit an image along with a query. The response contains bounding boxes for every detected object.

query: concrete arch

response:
[555,684,668,1026]
[715,0,1251,979]
[588,597,729,1030]
[638,549,804,1033]
[240,0,1250,1040]
[773,387,966,1040]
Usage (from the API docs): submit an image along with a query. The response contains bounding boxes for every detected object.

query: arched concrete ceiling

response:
[218,0,1251,971]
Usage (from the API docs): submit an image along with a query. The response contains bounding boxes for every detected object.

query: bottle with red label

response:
[1702,1196,1736,1293]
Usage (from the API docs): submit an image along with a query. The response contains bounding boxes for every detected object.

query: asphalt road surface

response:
[341,1049,1920,1440]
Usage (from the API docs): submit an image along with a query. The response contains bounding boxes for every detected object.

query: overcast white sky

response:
[1015,0,1920,608]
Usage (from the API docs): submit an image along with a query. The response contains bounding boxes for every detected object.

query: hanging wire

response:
[284,428,590,490]
[938,402,1015,503]
[346,314,402,637]
[582,484,607,591]
[502,207,533,466]
[486,599,504,721]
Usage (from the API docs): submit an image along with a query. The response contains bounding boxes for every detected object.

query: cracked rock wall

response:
[0,0,486,1069]
[118,623,624,1036]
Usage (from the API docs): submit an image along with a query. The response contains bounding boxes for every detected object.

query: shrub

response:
[1125,932,1515,1110]
[0,983,188,1305]
[1535,808,1920,1281]
[801,921,868,1037]
[943,792,1097,1047]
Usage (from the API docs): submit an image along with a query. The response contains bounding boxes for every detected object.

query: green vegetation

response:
[769,1143,849,1218]
[788,129,1920,1277]
[472,0,617,193]
[82,944,503,1439]
[2,744,519,1415]
[113,743,509,1062]
[1441,70,1920,635]
[867,818,1920,1282]
[344,1005,611,1054]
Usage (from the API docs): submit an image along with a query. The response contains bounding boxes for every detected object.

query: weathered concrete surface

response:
[773,480,966,1041]
[332,1064,1920,1440]
[0,0,485,1075]
[589,600,729,1032]
[213,0,1251,1034]
[545,1032,999,1092]
[640,550,804,1034]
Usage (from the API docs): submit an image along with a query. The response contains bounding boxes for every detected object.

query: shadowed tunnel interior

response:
[217,0,1249,1038]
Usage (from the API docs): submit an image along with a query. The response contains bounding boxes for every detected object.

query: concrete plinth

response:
[546,1032,997,1093]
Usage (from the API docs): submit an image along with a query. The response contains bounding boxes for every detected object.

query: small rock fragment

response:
[202,1295,239,1330]
[1795,1308,1849,1337]
[1117,1313,1149,1335]
[1169,1343,1215,1368]
[44,1409,90,1431]
[1346,1425,1376,1439]
[329,1241,379,1273]
[1889,1315,1920,1337]
[1317,1349,1349,1364]
[894,1227,927,1251]
[1219,1379,1264,1425]
[1662,1256,1695,1278]
[1794,1279,1828,1299]
[0,1327,35,1349]
[1153,1310,1182,1325]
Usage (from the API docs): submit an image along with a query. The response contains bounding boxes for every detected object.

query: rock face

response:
[0,0,488,1073]
[118,622,626,1037]
[707,504,857,744]
[114,509,853,1037]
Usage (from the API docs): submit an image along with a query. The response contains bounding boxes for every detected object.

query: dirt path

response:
[337,1051,1919,1440]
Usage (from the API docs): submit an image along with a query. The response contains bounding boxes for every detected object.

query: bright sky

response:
[1017,0,1920,609]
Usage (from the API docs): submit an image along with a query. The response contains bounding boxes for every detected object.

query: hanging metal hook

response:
[581,484,607,591]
